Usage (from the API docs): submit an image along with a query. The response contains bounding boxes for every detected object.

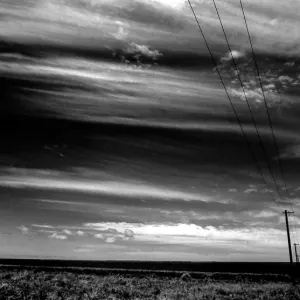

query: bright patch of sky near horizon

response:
[1,0,300,262]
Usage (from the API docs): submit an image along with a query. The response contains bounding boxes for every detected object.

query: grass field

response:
[0,269,300,300]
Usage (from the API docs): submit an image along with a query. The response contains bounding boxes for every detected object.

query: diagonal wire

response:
[239,2,300,245]
[212,0,283,201]
[187,0,279,204]
[239,0,290,200]
[273,88,300,254]
[215,0,300,251]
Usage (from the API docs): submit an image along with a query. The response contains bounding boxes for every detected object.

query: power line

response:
[239,0,289,199]
[187,0,278,204]
[274,71,300,245]
[212,0,283,201]
[239,0,299,247]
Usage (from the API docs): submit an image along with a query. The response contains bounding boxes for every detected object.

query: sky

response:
[1,0,300,262]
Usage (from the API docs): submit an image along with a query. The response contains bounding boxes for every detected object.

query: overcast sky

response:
[1,0,300,261]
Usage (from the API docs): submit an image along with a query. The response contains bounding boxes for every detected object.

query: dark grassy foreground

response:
[0,269,300,300]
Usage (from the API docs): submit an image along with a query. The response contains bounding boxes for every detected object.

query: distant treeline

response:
[0,260,299,275]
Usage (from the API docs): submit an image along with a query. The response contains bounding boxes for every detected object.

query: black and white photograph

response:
[0,0,300,299]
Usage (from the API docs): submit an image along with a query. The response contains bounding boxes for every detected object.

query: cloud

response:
[38,230,57,234]
[84,222,286,247]
[278,75,294,83]
[113,21,128,40]
[32,224,54,229]
[62,229,73,235]
[76,231,85,236]
[17,226,29,234]
[73,248,95,253]
[262,188,274,194]
[105,236,117,243]
[216,51,300,108]
[249,184,259,188]
[227,87,263,103]
[95,233,117,243]
[228,188,238,193]
[0,170,213,202]
[220,50,245,62]
[255,210,278,218]
[49,232,68,240]
[244,188,258,194]
[263,84,276,90]
[2,0,300,58]
[93,227,134,243]
[269,18,278,26]
[94,233,105,239]
[126,43,162,61]
[278,145,300,159]
[124,229,135,240]
[245,209,278,219]
[151,0,186,10]
[284,62,295,67]
[107,228,120,235]
[114,42,163,68]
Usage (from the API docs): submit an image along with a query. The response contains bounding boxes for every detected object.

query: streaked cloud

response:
[0,171,214,202]
[2,0,300,57]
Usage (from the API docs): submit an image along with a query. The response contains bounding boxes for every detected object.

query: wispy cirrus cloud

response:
[0,170,214,202]
[1,0,300,263]
[2,0,300,57]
